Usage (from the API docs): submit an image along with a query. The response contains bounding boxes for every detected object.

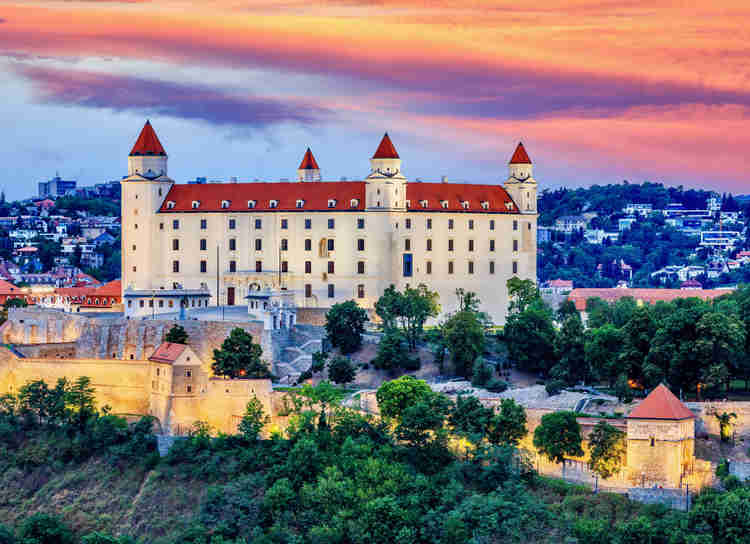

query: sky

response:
[1,0,749,200]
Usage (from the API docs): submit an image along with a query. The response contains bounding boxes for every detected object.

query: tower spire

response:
[130,120,167,157]
[127,121,168,178]
[297,148,321,181]
[372,133,399,159]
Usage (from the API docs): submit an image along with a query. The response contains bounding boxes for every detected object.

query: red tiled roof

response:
[0,279,22,296]
[372,133,399,159]
[149,342,187,364]
[160,182,366,212]
[509,142,532,164]
[96,279,121,297]
[406,183,518,213]
[298,148,319,170]
[628,384,695,420]
[548,279,573,288]
[129,121,166,157]
[568,287,730,311]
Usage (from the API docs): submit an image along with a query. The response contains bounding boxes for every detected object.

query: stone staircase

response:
[156,434,177,457]
[271,325,325,382]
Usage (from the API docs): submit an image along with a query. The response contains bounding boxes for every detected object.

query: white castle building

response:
[121,121,537,323]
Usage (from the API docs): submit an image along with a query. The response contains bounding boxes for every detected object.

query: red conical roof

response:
[129,121,166,156]
[298,148,319,170]
[509,142,531,164]
[627,384,695,420]
[372,133,400,159]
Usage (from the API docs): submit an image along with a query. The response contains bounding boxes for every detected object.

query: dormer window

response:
[441,200,449,209]
[221,200,231,209]
[420,200,428,208]
[405,200,411,208]
[166,201,176,209]
[247,200,256,209]
[461,200,470,209]
[505,202,514,210]
[269,200,279,209]
[350,199,359,208]
[296,199,305,208]
[480,201,489,210]
[191,201,200,209]
[328,199,337,208]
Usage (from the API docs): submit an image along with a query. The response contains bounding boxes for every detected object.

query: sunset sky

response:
[2,0,749,199]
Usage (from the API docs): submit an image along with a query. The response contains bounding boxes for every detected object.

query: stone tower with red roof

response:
[297,148,321,182]
[504,142,537,215]
[626,384,696,488]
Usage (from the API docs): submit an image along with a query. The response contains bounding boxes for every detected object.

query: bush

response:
[722,474,743,491]
[0,524,14,544]
[328,356,356,385]
[545,379,566,396]
[471,358,493,387]
[485,378,508,393]
[716,459,730,479]
[17,513,75,544]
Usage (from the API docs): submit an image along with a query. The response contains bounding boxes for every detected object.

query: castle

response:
[121,122,538,323]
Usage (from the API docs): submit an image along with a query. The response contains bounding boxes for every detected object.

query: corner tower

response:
[366,133,406,210]
[128,120,168,179]
[504,142,537,214]
[297,148,321,182]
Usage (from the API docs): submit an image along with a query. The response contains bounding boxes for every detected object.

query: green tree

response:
[507,278,540,314]
[588,421,626,479]
[238,395,269,442]
[212,328,269,379]
[714,412,737,442]
[0,524,13,544]
[165,324,189,344]
[694,312,745,392]
[585,324,624,387]
[618,306,656,386]
[487,398,527,446]
[614,373,634,403]
[328,355,356,385]
[552,316,588,385]
[471,357,493,387]
[376,376,433,421]
[17,513,75,544]
[504,300,558,375]
[448,395,493,440]
[533,411,583,476]
[65,376,96,430]
[325,300,369,354]
[374,284,439,349]
[443,309,485,378]
[556,299,579,322]
[372,329,420,372]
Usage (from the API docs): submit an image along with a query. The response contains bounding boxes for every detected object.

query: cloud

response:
[18,65,330,128]
[0,18,6,24]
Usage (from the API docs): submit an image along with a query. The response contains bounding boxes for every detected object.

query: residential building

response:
[554,215,585,233]
[38,175,77,198]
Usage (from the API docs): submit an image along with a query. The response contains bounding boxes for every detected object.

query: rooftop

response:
[149,342,187,364]
[129,121,166,157]
[627,384,695,420]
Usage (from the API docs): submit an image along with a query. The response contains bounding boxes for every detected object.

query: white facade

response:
[121,124,538,324]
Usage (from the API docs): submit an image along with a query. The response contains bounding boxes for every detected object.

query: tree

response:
[588,421,626,479]
[487,398,527,446]
[376,376,433,421]
[585,325,624,387]
[165,324,189,344]
[65,376,96,430]
[507,278,540,314]
[443,309,485,378]
[533,411,583,475]
[556,299,579,322]
[618,306,656,387]
[694,312,745,392]
[471,357,493,388]
[374,284,439,350]
[552,316,588,385]
[17,513,75,544]
[614,373,634,403]
[504,300,558,375]
[372,329,420,372]
[395,391,451,448]
[325,300,368,354]
[448,395,492,440]
[714,411,737,442]
[238,395,269,442]
[212,328,269,379]
[328,356,356,385]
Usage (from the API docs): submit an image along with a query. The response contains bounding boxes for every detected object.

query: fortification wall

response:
[687,401,750,436]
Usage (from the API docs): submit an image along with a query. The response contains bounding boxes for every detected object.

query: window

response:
[426,218,432,230]
[513,220,518,231]
[269,199,279,208]
[200,219,207,230]
[221,200,230,209]
[490,220,495,231]
[132,266,136,272]
[426,261,432,274]
[278,239,288,252]
[305,261,312,274]
[528,223,532,230]
[469,219,474,230]
[173,219,179,230]
[192,200,200,209]
[512,261,518,274]
[173,260,180,273]
[305,218,312,229]
[132,244,136,251]
[229,238,236,251]
[229,260,236,273]
[160,223,164,231]
[426,239,432,251]
[490,239,495,252]
[448,261,454,274]
[357,261,365,274]
[296,200,305,208]
[357,218,365,229]
[328,199,337,208]
[327,239,335,251]
[281,219,288,229]
[448,239,454,251]
[441,200,449,209]
[650,437,655,447]
[200,239,207,251]
[468,239,474,252]
[255,219,262,229]
[186,370,192,378]
[305,239,312,251]
[328,218,335,229]
[489,261,495,274]
[187,385,192,393]
[200,260,207,273]
[255,261,262,272]
[468,261,474,274]
[513,239,519,252]
[357,284,365,299]
[255,239,262,251]
[357,239,365,251]
[156,368,160,377]
[448,219,454,230]
[405,218,412,229]
[166,201,175,209]
[281,261,288,273]
[229,219,236,230]
[328,261,335,274]
[305,284,312,298]
[350,199,359,208]
[328,284,335,298]
[248,200,256,209]
[139,300,144,308]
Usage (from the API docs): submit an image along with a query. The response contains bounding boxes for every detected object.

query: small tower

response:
[297,148,321,182]
[366,133,406,209]
[504,142,537,214]
[128,120,168,179]
[626,384,696,488]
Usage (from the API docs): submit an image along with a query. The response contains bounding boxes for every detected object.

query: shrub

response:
[328,356,356,385]
[471,358,493,387]
[722,474,743,491]
[17,513,75,544]
[0,524,14,544]
[716,459,730,479]
[545,379,565,396]
[485,378,508,393]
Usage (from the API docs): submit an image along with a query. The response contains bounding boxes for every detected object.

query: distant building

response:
[622,203,652,217]
[38,175,77,198]
[542,279,573,295]
[555,215,586,233]
[618,216,637,231]
[584,229,619,245]
[538,226,552,243]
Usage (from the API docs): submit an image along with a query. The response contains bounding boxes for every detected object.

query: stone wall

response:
[687,401,750,437]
